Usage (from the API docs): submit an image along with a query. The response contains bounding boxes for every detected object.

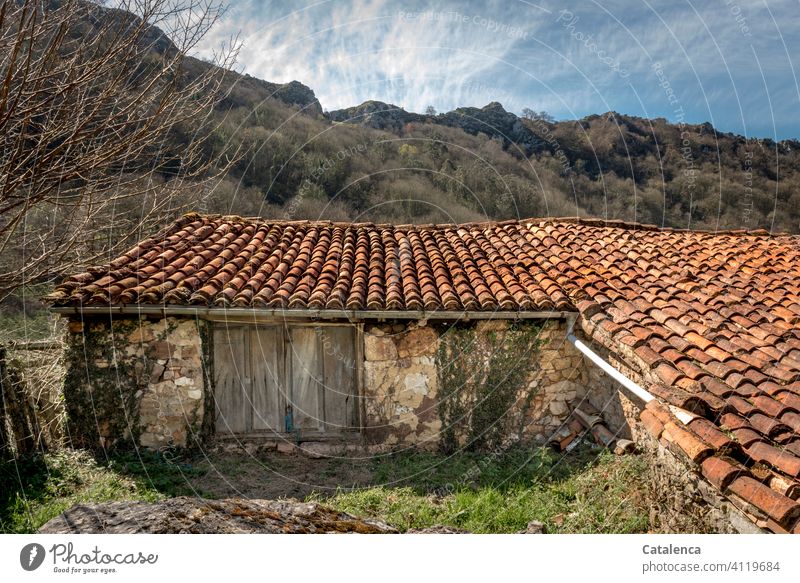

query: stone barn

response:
[47,213,800,533]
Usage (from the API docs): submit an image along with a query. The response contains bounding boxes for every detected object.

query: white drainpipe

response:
[565,316,655,405]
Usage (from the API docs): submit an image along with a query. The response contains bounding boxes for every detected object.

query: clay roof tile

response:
[728,476,800,526]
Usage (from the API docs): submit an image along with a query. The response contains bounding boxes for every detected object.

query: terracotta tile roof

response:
[560,218,800,533]
[47,213,578,312]
[46,213,800,532]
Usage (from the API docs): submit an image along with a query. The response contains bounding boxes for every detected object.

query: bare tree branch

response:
[0,0,241,297]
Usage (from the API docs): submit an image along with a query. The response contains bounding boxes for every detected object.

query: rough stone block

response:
[364,335,398,361]
[367,325,386,337]
[549,400,568,416]
[277,441,296,454]
[150,363,165,383]
[128,325,155,344]
[149,341,175,359]
[182,344,200,359]
[475,320,509,333]
[395,327,438,358]
[139,433,160,448]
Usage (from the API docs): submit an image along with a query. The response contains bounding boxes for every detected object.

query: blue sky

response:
[196,0,800,139]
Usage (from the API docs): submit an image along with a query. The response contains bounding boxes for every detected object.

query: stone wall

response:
[639,425,761,533]
[64,314,602,454]
[528,321,590,443]
[578,335,758,533]
[362,323,441,448]
[64,316,207,450]
[362,318,592,451]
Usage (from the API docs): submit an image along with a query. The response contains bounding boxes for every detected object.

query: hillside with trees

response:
[3,0,800,308]
[2,0,800,542]
[203,86,800,235]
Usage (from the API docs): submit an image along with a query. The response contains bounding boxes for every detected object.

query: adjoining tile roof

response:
[47,213,800,532]
[562,220,800,533]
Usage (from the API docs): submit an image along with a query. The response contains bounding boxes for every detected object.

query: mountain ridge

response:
[69,1,800,232]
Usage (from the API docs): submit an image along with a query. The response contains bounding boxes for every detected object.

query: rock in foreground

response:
[39,497,396,534]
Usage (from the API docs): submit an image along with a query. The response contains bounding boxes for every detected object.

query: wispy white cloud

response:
[194,0,800,138]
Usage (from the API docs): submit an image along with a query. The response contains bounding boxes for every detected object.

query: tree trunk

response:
[0,346,38,456]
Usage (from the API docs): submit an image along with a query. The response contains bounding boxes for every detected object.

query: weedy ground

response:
[0,444,649,534]
[307,445,649,533]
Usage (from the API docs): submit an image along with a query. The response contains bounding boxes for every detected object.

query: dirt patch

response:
[185,452,377,500]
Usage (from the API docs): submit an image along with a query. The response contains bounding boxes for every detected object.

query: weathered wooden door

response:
[213,325,284,433]
[214,323,358,436]
[284,326,358,433]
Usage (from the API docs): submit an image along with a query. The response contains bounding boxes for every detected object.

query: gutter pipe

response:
[565,316,655,405]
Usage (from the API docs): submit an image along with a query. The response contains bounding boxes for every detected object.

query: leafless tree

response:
[0,0,240,297]
[522,108,554,123]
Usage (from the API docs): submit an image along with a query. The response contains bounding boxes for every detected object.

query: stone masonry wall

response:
[132,318,206,449]
[528,321,590,443]
[66,315,602,455]
[362,323,441,448]
[362,318,591,451]
[579,337,758,533]
[64,316,206,450]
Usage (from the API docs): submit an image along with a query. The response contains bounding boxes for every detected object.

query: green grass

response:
[308,446,649,533]
[0,450,160,533]
[0,449,208,533]
[105,450,209,497]
[0,445,650,534]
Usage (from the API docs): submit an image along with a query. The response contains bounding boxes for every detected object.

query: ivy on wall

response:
[63,318,150,450]
[436,321,545,453]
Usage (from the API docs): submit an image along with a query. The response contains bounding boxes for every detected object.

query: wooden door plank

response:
[322,326,356,431]
[213,326,249,433]
[288,327,323,431]
[250,326,283,431]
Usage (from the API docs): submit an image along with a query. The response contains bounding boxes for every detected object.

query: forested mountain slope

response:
[203,81,800,232]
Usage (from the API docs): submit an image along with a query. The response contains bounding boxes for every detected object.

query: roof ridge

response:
[182,212,795,237]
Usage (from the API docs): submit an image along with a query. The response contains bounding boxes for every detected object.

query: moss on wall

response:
[436,325,474,453]
[63,318,151,450]
[435,321,544,453]
[62,316,211,451]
